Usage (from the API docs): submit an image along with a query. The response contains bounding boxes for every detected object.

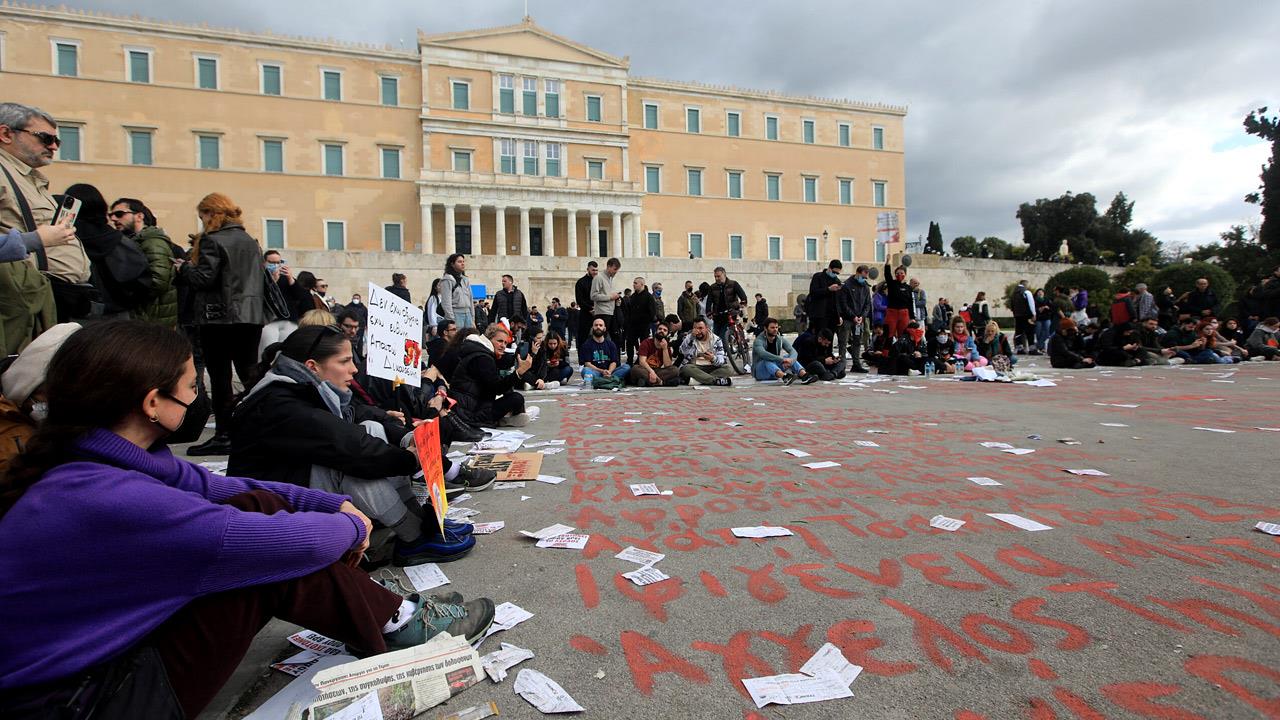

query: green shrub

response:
[1043,266,1113,314]
[1149,262,1236,308]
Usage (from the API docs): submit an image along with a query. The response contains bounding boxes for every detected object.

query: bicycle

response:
[722,309,751,375]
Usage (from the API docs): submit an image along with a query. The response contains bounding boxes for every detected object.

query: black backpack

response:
[87,232,154,311]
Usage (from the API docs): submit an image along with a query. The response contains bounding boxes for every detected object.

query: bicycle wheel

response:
[727,330,747,374]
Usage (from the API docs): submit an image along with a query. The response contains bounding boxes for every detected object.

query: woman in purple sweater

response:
[0,321,489,719]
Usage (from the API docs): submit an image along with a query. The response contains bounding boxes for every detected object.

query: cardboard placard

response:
[413,419,448,534]
[469,452,544,481]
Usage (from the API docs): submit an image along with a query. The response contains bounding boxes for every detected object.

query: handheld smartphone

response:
[53,195,81,228]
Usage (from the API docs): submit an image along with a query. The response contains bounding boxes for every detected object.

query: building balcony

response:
[418,169,639,195]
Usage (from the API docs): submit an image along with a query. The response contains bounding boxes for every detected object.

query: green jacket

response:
[131,226,179,328]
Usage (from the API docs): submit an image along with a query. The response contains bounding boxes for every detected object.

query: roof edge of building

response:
[629,76,907,116]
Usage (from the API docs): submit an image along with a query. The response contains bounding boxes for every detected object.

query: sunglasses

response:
[20,129,61,147]
[109,210,134,219]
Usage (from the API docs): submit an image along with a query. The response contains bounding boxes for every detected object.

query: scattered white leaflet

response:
[783,448,812,457]
[929,515,965,532]
[519,523,575,540]
[987,513,1053,531]
[481,643,534,683]
[967,476,1002,486]
[615,546,665,566]
[402,563,450,592]
[732,526,794,538]
[470,521,505,535]
[514,669,584,714]
[622,566,671,586]
[802,461,841,469]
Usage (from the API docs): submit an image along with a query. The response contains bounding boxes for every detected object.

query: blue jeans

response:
[753,360,784,380]
[1035,319,1053,350]
[548,363,573,383]
[454,309,475,329]
[1188,349,1233,364]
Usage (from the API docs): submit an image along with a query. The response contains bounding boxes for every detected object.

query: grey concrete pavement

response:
[203,359,1280,720]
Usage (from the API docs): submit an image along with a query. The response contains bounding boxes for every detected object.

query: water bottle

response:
[925,360,934,377]
[582,368,595,387]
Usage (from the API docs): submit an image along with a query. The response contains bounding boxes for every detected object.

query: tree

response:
[951,235,980,257]
[1243,106,1279,254]
[1150,261,1236,310]
[925,222,945,255]
[1180,225,1271,301]
[979,236,1014,259]
[1017,192,1099,261]
[1039,266,1113,315]
[1112,255,1158,291]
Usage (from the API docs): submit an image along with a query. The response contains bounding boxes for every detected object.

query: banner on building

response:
[876,212,901,247]
[366,281,423,387]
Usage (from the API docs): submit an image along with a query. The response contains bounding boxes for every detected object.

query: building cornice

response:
[629,76,907,116]
[418,16,629,69]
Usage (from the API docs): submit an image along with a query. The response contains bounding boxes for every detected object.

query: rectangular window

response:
[545,143,561,177]
[127,50,151,83]
[686,168,702,196]
[803,176,817,203]
[262,139,284,173]
[129,130,152,166]
[586,94,602,122]
[688,233,703,259]
[499,139,516,174]
[522,77,537,116]
[646,231,661,257]
[729,234,743,260]
[838,123,851,147]
[381,147,401,179]
[498,75,515,114]
[380,76,399,106]
[765,173,780,201]
[587,159,604,180]
[727,171,742,199]
[839,178,852,205]
[726,111,740,137]
[765,115,779,141]
[841,237,853,263]
[803,119,815,144]
[522,141,538,175]
[260,63,282,95]
[322,70,342,101]
[325,221,345,251]
[805,237,818,262]
[197,134,219,169]
[873,180,887,207]
[383,223,403,252]
[685,107,700,133]
[264,219,285,249]
[323,143,344,176]
[644,165,660,193]
[451,81,469,110]
[873,126,885,150]
[643,102,658,129]
[452,149,472,172]
[768,236,781,260]
[544,79,560,117]
[196,56,218,89]
[55,42,78,77]
[876,240,886,263]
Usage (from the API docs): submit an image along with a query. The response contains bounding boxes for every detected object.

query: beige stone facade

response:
[0,4,906,268]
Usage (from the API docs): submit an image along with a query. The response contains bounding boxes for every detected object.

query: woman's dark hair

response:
[429,278,441,299]
[2,321,191,517]
[445,253,465,277]
[447,327,479,351]
[296,271,318,292]
[544,331,563,346]
[276,325,349,364]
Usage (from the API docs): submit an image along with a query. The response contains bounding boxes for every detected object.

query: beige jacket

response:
[0,148,90,283]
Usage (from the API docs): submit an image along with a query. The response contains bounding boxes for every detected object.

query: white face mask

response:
[29,401,49,423]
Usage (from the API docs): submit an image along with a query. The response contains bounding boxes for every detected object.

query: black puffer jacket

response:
[451,336,520,423]
[179,223,266,326]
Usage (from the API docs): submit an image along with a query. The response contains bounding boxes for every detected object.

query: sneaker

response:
[382,594,496,650]
[712,377,733,387]
[801,373,820,385]
[186,434,231,456]
[782,372,797,386]
[394,528,476,566]
[908,369,922,376]
[455,463,497,491]
[501,412,530,427]
[526,406,541,421]
[444,519,475,536]
[545,381,561,389]
[1169,357,1185,365]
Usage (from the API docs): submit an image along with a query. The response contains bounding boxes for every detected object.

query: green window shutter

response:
[874,181,886,207]
[380,77,398,106]
[645,166,660,193]
[689,234,703,258]
[544,93,559,118]
[805,238,817,261]
[499,88,514,114]
[804,177,817,203]
[262,65,282,95]
[130,131,152,166]
[839,180,851,205]
[728,172,741,199]
[326,222,344,250]
[686,108,700,133]
[839,124,850,147]
[501,155,515,174]
[197,58,217,89]
[263,141,283,172]
[384,224,402,252]
[803,120,815,144]
[768,237,781,260]
[766,175,779,201]
[129,51,149,83]
[727,113,740,137]
[323,72,341,101]
[646,232,661,256]
[546,159,560,177]
[523,90,537,116]
[687,169,701,196]
[324,145,343,176]
[643,104,658,129]
[452,83,469,110]
[523,156,538,175]
[381,148,400,179]
[873,127,885,150]
[730,235,743,259]
[198,136,219,169]
[265,219,285,249]
[587,96,602,122]
[56,44,77,76]
[588,161,603,180]
[766,116,778,140]
[841,238,853,262]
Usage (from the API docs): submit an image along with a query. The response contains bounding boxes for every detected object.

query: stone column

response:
[589,211,600,258]
[495,206,507,256]
[420,203,432,254]
[470,205,482,256]
[444,204,456,255]
[543,208,555,258]
[622,214,632,259]
[519,207,531,257]
[611,212,623,259]
[566,210,578,258]
[629,213,642,257]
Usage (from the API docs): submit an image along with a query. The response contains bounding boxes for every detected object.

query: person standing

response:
[624,277,658,365]
[566,301,580,349]
[930,297,954,334]
[590,257,623,348]
[753,293,769,331]
[547,298,568,343]
[528,307,543,336]
[437,253,474,328]
[969,291,991,332]
[707,266,747,342]
[176,193,266,456]
[882,262,913,339]
[651,283,667,330]
[1010,279,1036,353]
[108,198,178,328]
[677,280,699,333]
[807,260,842,335]
[836,265,872,373]
[385,273,411,304]
[1178,278,1218,319]
[1033,288,1053,354]
[909,278,928,325]
[574,260,598,348]
[490,274,530,328]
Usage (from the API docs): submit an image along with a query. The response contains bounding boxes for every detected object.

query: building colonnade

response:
[419,202,644,258]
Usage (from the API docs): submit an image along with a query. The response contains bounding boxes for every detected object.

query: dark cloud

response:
[71,0,1279,247]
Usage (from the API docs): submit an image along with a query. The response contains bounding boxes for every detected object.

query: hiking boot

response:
[186,434,231,456]
[712,377,733,387]
[382,594,496,650]
[374,577,464,605]
[801,373,820,385]
[394,528,476,566]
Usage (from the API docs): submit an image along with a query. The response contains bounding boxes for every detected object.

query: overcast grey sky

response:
[71,0,1277,250]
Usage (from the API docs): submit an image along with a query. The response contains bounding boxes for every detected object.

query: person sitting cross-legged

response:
[534,331,575,386]
[751,317,808,384]
[579,317,631,385]
[627,324,680,387]
[450,323,536,424]
[885,321,929,376]
[794,327,846,382]
[678,317,734,386]
[1048,318,1095,369]
[1245,316,1280,361]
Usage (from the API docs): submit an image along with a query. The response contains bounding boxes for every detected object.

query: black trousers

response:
[200,323,263,434]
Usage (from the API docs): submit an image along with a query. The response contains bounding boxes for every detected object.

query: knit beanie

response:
[2,323,82,405]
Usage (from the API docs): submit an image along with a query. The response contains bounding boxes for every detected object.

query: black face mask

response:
[160,388,212,445]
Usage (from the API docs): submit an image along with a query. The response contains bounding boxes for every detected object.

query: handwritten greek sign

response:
[365,282,423,387]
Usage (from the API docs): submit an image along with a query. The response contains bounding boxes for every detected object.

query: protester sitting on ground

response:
[1219,318,1247,347]
[627,323,679,387]
[436,327,478,382]
[862,324,891,370]
[885,321,928,376]
[426,319,457,367]
[795,327,845,382]
[752,318,807,384]
[1080,321,1104,356]
[1160,316,1202,362]
[1136,317,1179,365]
[1096,322,1147,367]
[299,308,336,327]
[535,331,574,386]
[930,297,954,333]
[950,316,986,371]
[1245,316,1280,360]
[976,320,1016,371]
[1188,319,1240,364]
[229,325,488,565]
[927,327,958,374]
[450,323,534,426]
[0,321,494,720]
[516,330,547,389]
[1208,319,1248,361]
[579,317,630,385]
[1048,318,1095,369]
[0,323,79,474]
[678,317,735,386]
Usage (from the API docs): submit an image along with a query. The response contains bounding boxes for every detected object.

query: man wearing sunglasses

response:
[108,198,179,329]
[0,103,86,354]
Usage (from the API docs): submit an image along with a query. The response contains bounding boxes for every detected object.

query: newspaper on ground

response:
[272,650,325,677]
[481,602,535,641]
[325,690,381,720]
[1255,521,1280,536]
[987,513,1053,531]
[1001,448,1036,455]
[615,546,665,566]
[480,643,535,683]
[514,669,584,714]
[1064,469,1110,477]
[741,672,853,709]
[802,461,841,469]
[289,630,346,656]
[535,474,566,484]
[519,523,575,540]
[305,632,481,720]
[539,448,565,455]
[979,442,1014,449]
[967,476,1002,486]
[591,455,615,464]
[403,563,450,592]
[445,506,480,522]
[493,481,527,490]
[472,438,524,454]
[732,526,794,538]
[929,515,966,532]
[799,643,864,687]
[783,448,812,457]
[244,654,354,720]
[535,534,590,549]
[524,439,567,448]
[622,565,671,586]
[470,521,505,535]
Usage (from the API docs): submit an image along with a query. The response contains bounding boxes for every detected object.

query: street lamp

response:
[822,229,829,259]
